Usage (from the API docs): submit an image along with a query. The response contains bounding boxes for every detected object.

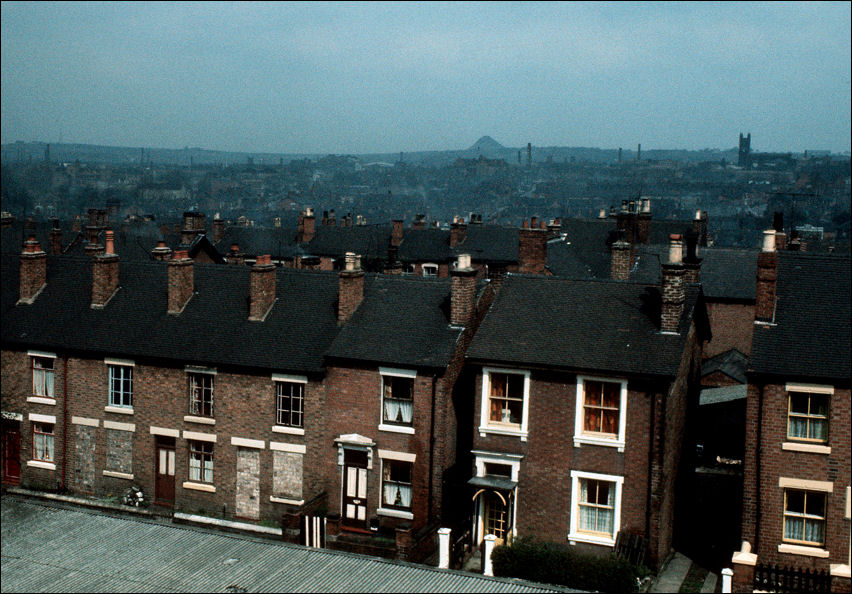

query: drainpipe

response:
[645,390,657,540]
[428,373,438,526]
[755,383,764,553]
[62,353,68,491]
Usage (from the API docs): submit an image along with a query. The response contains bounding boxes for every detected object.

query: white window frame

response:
[573,375,628,452]
[32,422,55,463]
[472,451,523,543]
[479,367,531,441]
[377,450,416,519]
[378,367,416,435]
[31,355,56,399]
[108,362,134,409]
[568,470,624,547]
[422,263,438,277]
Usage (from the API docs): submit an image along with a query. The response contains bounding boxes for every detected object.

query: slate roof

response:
[701,348,748,384]
[455,225,519,263]
[398,228,453,262]
[699,384,748,406]
[467,274,707,378]
[1,255,340,374]
[305,224,393,260]
[326,275,467,370]
[219,225,304,259]
[749,252,851,382]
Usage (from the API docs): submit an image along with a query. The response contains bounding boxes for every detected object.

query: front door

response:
[343,449,368,527]
[1,421,21,485]
[155,437,175,505]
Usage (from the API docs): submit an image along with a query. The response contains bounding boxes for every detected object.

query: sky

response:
[1,1,850,155]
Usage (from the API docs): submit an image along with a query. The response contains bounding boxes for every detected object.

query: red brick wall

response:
[741,381,851,572]
[705,302,754,358]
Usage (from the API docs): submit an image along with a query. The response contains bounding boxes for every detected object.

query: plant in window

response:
[382,460,412,510]
[32,423,54,462]
[489,373,524,425]
[189,373,214,417]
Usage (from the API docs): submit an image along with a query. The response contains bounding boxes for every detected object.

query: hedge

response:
[491,537,645,593]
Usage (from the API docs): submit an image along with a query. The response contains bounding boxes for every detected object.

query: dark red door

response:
[2,421,21,485]
[155,438,175,505]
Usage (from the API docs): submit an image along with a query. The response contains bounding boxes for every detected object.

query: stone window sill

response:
[27,397,56,405]
[377,507,414,520]
[103,470,134,480]
[478,425,528,441]
[271,425,304,435]
[379,423,415,435]
[567,532,615,548]
[270,496,304,506]
[105,406,134,415]
[184,415,215,425]
[183,481,216,493]
[778,543,829,558]
[782,441,831,455]
[573,435,625,452]
[27,460,56,471]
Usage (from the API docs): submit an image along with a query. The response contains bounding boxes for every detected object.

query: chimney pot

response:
[522,220,529,229]
[695,209,702,221]
[105,230,115,254]
[668,234,683,265]
[599,208,607,219]
[762,229,776,253]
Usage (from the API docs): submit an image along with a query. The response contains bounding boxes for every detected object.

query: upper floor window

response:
[382,460,413,511]
[787,392,828,443]
[276,381,304,428]
[480,368,530,438]
[108,364,133,408]
[188,440,214,484]
[488,372,525,426]
[32,423,55,462]
[404,264,416,275]
[188,372,214,417]
[574,376,628,451]
[32,357,54,398]
[783,489,826,547]
[382,371,414,426]
[422,263,438,277]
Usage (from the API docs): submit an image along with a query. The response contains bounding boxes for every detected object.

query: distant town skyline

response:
[2,1,850,154]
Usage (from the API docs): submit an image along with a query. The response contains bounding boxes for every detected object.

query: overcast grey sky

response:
[2,1,850,154]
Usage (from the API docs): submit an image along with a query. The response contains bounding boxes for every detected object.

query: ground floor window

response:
[188,441,213,483]
[569,470,623,545]
[783,490,826,546]
[32,423,54,462]
[382,460,412,510]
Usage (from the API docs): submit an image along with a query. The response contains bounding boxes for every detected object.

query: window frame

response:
[379,367,417,434]
[381,458,414,513]
[108,363,134,409]
[786,390,829,444]
[188,371,214,418]
[188,440,214,484]
[783,489,827,547]
[32,422,55,463]
[568,470,624,547]
[422,263,438,277]
[479,367,531,440]
[32,356,55,398]
[573,375,628,451]
[275,380,305,429]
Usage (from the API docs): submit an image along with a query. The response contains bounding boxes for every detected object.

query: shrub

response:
[491,537,643,593]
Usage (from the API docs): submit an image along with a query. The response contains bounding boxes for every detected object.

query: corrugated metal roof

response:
[1,496,574,593]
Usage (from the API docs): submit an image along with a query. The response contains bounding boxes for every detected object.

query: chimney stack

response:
[518,217,548,274]
[637,198,652,244]
[772,212,786,250]
[755,230,778,322]
[692,210,709,247]
[92,230,120,309]
[297,208,316,243]
[49,218,63,255]
[228,243,245,266]
[181,212,206,245]
[18,236,47,304]
[450,254,477,326]
[610,234,632,281]
[412,214,426,230]
[212,213,225,244]
[683,229,702,284]
[660,234,685,333]
[151,240,172,261]
[338,252,364,324]
[450,218,467,247]
[249,254,276,321]
[392,219,404,247]
[167,249,194,314]
[547,218,562,239]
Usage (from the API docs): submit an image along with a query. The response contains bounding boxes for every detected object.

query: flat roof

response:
[0,495,572,593]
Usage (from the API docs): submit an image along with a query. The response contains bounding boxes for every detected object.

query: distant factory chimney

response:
[527,143,532,168]
[637,143,641,162]
[618,147,622,163]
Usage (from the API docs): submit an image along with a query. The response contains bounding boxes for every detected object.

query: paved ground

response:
[1,494,573,593]
[651,552,720,593]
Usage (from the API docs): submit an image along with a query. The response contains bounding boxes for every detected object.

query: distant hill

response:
[468,136,505,152]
